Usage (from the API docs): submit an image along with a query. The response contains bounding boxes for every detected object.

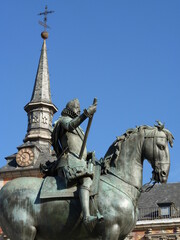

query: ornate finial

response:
[38,5,55,39]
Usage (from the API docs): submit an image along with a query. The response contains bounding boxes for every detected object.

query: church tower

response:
[24,37,57,149]
[0,6,57,179]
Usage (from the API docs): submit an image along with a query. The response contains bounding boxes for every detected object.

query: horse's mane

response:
[102,122,174,173]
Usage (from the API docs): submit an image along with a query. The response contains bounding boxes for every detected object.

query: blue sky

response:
[0,1,180,184]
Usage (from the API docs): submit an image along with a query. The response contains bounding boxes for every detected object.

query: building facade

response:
[127,183,180,240]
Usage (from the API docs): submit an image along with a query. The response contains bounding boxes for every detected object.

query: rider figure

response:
[52,98,99,224]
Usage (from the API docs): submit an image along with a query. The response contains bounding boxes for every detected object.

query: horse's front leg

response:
[102,223,121,240]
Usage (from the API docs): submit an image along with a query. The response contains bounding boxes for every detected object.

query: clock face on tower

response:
[16,148,34,167]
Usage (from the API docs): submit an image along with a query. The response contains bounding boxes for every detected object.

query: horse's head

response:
[142,122,174,184]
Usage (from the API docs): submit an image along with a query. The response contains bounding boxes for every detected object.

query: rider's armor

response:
[51,99,100,224]
[54,115,93,183]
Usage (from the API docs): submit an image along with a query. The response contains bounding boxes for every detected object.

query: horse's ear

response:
[154,121,174,148]
[166,131,174,148]
[154,120,165,130]
[169,141,173,148]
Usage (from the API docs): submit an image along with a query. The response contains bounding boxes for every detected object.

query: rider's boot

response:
[79,187,97,224]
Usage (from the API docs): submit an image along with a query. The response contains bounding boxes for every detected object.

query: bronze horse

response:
[0,124,173,240]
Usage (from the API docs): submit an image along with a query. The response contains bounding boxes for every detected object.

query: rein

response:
[141,178,156,193]
[102,126,170,196]
[144,131,168,184]
[106,130,167,193]
[108,169,157,193]
[107,168,141,192]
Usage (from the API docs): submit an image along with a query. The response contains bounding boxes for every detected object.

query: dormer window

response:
[160,205,170,217]
[157,202,173,218]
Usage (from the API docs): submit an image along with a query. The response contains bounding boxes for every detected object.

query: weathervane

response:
[38,5,55,39]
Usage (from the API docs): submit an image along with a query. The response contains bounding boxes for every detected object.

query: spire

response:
[30,5,55,103]
[24,37,57,146]
[30,39,52,103]
[24,39,57,113]
[24,7,57,147]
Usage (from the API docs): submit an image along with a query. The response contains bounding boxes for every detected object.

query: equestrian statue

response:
[0,98,174,240]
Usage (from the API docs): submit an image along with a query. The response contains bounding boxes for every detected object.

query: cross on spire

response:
[38,5,54,38]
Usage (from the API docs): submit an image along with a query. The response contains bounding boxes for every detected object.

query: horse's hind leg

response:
[22,226,37,240]
[102,224,120,240]
[8,225,37,240]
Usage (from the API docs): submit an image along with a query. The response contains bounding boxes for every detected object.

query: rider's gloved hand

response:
[87,151,96,163]
[84,103,97,118]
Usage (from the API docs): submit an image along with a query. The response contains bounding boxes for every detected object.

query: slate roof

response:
[138,183,180,209]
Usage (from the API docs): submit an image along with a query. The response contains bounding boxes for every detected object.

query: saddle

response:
[40,163,101,199]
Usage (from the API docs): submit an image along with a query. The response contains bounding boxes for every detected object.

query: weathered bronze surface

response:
[0,117,173,239]
[50,98,99,225]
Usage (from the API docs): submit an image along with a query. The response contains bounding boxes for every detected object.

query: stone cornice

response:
[24,101,58,113]
[135,218,180,230]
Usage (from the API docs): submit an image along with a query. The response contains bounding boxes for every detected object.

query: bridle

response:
[109,130,169,192]
[103,128,169,193]
[144,129,169,184]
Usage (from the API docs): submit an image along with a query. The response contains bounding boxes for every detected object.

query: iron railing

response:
[138,207,180,221]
